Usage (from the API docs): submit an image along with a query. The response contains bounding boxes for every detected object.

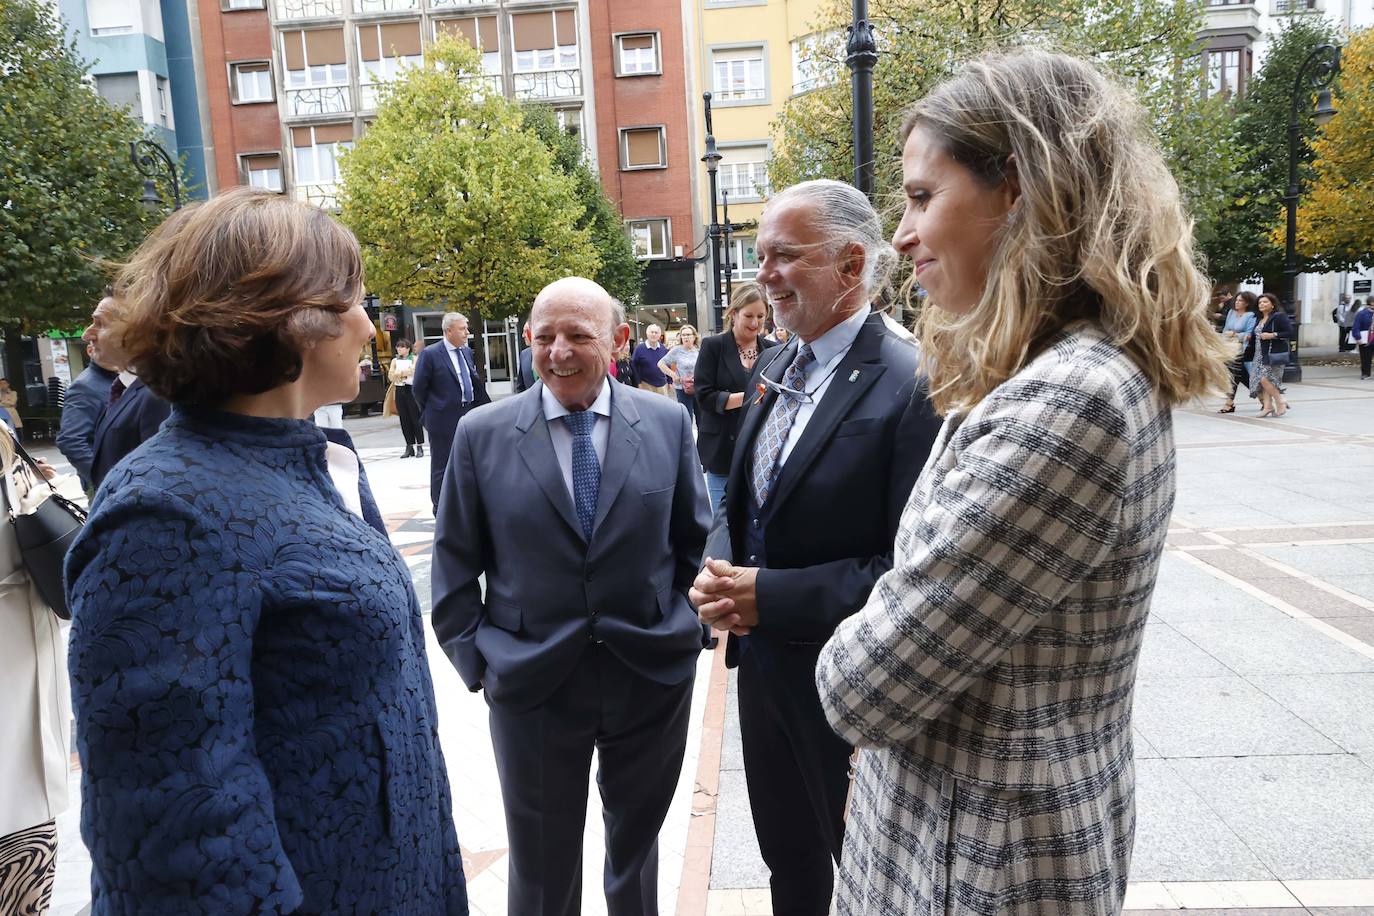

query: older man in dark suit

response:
[432,277,710,916]
[691,180,941,916]
[82,294,170,489]
[57,337,117,490]
[412,312,490,514]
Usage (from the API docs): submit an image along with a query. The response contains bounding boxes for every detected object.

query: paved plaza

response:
[34,359,1374,916]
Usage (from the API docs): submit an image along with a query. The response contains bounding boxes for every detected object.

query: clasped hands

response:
[690,557,759,636]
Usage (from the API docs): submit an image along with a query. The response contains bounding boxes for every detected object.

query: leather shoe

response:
[416,445,424,458]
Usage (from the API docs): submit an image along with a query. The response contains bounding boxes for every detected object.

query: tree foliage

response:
[522,105,642,306]
[1206,15,1340,286]
[338,39,599,319]
[0,0,160,332]
[1294,28,1374,269]
[769,0,1242,277]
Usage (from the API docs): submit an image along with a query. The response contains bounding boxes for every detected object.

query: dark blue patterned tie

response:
[563,411,600,540]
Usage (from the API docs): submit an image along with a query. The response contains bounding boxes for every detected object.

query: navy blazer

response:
[693,331,777,476]
[89,377,170,489]
[65,407,467,914]
[706,312,941,649]
[512,346,535,392]
[431,381,711,711]
[56,362,118,487]
[412,343,491,438]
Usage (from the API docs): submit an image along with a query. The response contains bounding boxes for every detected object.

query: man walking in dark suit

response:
[83,294,171,489]
[513,321,536,392]
[412,312,490,514]
[431,277,711,916]
[691,180,941,916]
[57,315,118,490]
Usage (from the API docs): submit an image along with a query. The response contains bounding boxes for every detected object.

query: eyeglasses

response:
[756,373,815,404]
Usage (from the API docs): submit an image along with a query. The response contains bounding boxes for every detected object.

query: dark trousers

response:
[1360,343,1373,378]
[395,385,424,447]
[487,647,693,916]
[426,409,471,512]
[1226,358,1250,399]
[674,389,697,426]
[737,639,852,916]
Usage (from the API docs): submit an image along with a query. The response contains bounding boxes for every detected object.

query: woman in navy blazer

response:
[65,189,468,914]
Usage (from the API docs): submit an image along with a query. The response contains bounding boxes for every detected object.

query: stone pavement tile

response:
[1309,909,1374,915]
[720,675,744,772]
[1131,760,1272,883]
[705,888,773,915]
[1249,545,1374,582]
[1192,549,1292,580]
[1170,755,1374,880]
[1328,616,1374,648]
[1148,556,1294,625]
[1245,576,1372,620]
[707,770,769,890]
[1133,676,1341,758]
[1287,879,1374,908]
[1134,730,1161,759]
[1170,619,1374,676]
[1136,622,1235,680]
[1248,673,1374,754]
[1238,524,1374,544]
[1326,575,1374,603]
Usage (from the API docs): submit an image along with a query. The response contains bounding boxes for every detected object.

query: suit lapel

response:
[515,385,585,541]
[592,383,641,534]
[95,379,141,441]
[762,315,888,512]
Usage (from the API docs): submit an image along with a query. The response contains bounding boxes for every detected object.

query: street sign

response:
[1353,280,1371,294]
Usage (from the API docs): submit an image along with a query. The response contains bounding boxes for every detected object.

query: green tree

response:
[523,105,642,306]
[0,0,159,333]
[1206,15,1340,287]
[1294,28,1374,269]
[338,39,599,319]
[769,0,1242,275]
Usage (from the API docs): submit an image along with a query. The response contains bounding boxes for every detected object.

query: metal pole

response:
[130,139,182,210]
[846,0,878,198]
[702,93,725,331]
[722,190,734,304]
[1282,43,1340,385]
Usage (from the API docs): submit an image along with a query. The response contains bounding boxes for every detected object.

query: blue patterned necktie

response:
[750,344,816,507]
[563,411,600,540]
[455,347,474,403]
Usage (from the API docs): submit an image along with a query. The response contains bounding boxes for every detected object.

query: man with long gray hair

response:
[690,179,941,915]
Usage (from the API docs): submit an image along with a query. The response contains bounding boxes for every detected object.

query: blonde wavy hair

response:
[902,48,1231,413]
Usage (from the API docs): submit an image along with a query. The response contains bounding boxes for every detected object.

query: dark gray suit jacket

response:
[89,377,171,490]
[431,380,711,710]
[57,362,118,487]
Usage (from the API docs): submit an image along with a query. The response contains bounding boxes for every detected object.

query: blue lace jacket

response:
[66,407,468,915]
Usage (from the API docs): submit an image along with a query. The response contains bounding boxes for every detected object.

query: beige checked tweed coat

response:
[817,324,1173,915]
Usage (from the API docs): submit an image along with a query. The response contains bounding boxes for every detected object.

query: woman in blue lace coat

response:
[65,189,468,914]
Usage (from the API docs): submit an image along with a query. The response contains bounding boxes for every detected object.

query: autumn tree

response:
[338,39,599,319]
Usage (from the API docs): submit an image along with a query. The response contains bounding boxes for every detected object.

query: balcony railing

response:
[284,85,353,116]
[295,182,342,210]
[354,0,418,12]
[429,0,495,8]
[272,0,343,18]
[512,68,581,100]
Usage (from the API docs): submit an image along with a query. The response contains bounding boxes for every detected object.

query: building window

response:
[1274,0,1317,10]
[222,0,266,9]
[556,106,584,143]
[511,9,578,72]
[94,73,142,113]
[791,32,837,95]
[620,126,666,170]
[231,61,274,103]
[616,32,659,76]
[91,24,134,35]
[628,219,670,259]
[718,144,768,202]
[156,76,173,128]
[358,21,422,108]
[712,46,765,103]
[281,28,351,115]
[241,153,283,192]
[728,235,758,279]
[86,0,134,35]
[292,124,353,207]
[434,16,501,77]
[1204,45,1251,99]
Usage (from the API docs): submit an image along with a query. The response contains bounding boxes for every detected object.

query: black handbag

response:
[4,435,86,619]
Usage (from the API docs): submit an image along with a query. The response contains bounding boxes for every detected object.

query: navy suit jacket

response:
[513,347,535,392]
[412,343,491,440]
[706,312,941,653]
[431,381,711,711]
[57,362,118,487]
[89,377,171,489]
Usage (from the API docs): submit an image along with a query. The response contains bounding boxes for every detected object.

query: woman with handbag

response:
[65,189,468,914]
[0,424,72,915]
[386,339,425,458]
[1250,292,1294,417]
[1219,291,1257,413]
[659,323,702,426]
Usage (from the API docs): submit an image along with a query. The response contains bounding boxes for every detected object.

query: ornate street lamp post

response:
[1282,43,1340,384]
[702,92,726,331]
[846,0,878,198]
[129,139,182,211]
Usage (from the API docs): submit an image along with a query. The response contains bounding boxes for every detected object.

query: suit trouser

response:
[426,408,470,512]
[737,638,852,916]
[487,646,693,916]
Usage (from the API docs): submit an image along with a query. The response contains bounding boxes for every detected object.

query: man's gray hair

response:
[765,178,897,295]
[442,311,468,331]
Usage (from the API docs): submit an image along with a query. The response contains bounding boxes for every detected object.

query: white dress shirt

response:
[774,304,871,469]
[542,379,612,502]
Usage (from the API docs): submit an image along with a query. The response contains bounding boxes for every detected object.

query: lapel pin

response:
[753,382,766,406]
[848,370,860,383]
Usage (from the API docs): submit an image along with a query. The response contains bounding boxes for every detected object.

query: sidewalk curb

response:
[676,639,729,916]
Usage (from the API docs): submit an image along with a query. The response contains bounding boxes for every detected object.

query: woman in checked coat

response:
[816,49,1233,915]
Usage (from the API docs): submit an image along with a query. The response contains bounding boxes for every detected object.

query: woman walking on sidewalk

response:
[387,338,425,457]
[1219,291,1257,413]
[66,189,468,915]
[1250,292,1294,417]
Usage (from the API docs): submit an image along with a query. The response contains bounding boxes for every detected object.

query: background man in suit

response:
[513,320,536,392]
[431,277,710,916]
[83,294,170,489]
[690,180,941,916]
[58,326,118,491]
[412,311,490,513]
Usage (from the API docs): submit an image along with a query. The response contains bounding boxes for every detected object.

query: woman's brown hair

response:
[113,188,364,405]
[723,282,768,330]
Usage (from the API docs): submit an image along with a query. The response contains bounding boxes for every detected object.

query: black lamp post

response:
[363,292,381,374]
[1282,43,1340,384]
[702,92,725,331]
[722,189,734,304]
[846,0,878,198]
[130,139,182,211]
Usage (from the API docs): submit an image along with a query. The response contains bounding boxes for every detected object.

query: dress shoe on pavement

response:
[403,445,415,458]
